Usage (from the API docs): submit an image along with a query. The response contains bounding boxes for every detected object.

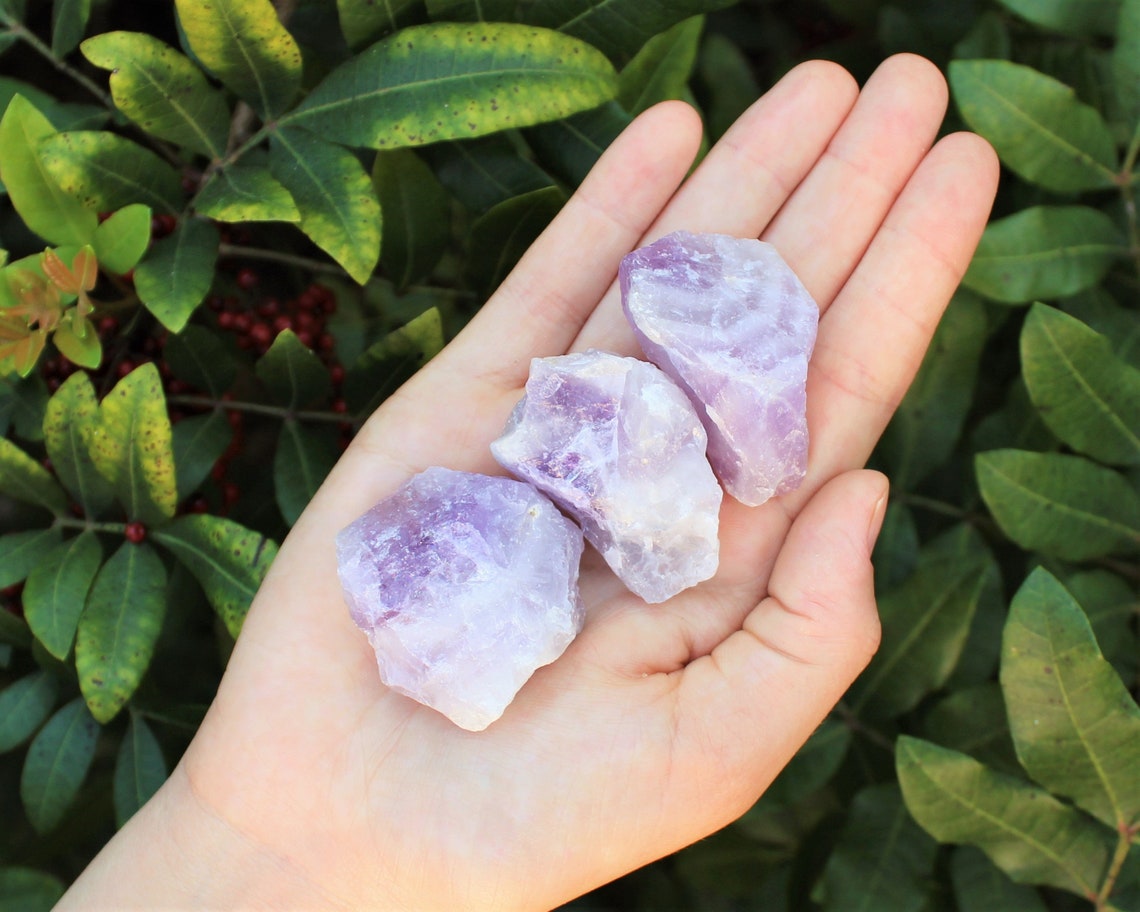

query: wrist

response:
[56,761,347,911]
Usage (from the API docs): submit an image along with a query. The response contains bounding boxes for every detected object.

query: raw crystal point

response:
[620,230,819,507]
[491,350,722,604]
[336,466,585,731]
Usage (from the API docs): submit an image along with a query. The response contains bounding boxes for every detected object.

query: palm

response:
[180,55,997,910]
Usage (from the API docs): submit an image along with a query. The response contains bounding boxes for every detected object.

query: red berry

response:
[233,313,253,334]
[329,364,345,386]
[117,360,136,379]
[208,295,226,312]
[331,398,348,414]
[272,315,293,334]
[223,482,240,506]
[211,461,228,482]
[188,496,210,514]
[249,322,273,349]
[217,311,237,330]
[297,329,315,348]
[98,316,119,335]
[124,522,147,544]
[257,297,281,318]
[236,267,260,290]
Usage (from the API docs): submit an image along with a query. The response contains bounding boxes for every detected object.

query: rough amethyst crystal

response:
[336,467,585,731]
[620,230,819,507]
[491,350,721,604]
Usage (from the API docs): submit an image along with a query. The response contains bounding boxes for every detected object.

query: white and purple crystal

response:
[336,467,585,731]
[620,231,819,507]
[492,351,721,604]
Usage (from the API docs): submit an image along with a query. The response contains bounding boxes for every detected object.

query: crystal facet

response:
[492,350,722,603]
[336,467,585,731]
[620,230,819,507]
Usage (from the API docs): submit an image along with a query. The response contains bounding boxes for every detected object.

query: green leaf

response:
[134,217,219,332]
[287,23,618,149]
[976,449,1140,559]
[0,437,68,514]
[949,60,1118,193]
[172,411,232,501]
[695,31,760,140]
[850,524,999,719]
[1021,303,1140,465]
[0,866,66,912]
[617,16,703,116]
[952,11,1012,61]
[372,149,451,289]
[1063,288,1140,370]
[86,362,177,524]
[963,206,1126,305]
[337,0,421,48]
[76,541,167,724]
[951,846,1048,912]
[873,502,919,592]
[518,0,735,62]
[0,671,58,753]
[426,0,516,18]
[467,185,566,296]
[922,683,1020,776]
[816,784,937,912]
[1065,569,1139,680]
[43,372,115,515]
[344,307,445,416]
[0,528,62,588]
[269,127,380,284]
[255,329,333,409]
[152,515,277,638]
[972,377,1055,454]
[896,736,1115,898]
[51,0,91,56]
[994,0,1121,36]
[274,421,338,525]
[163,324,237,396]
[38,130,182,214]
[113,712,166,827]
[92,203,152,275]
[175,0,302,119]
[195,163,300,224]
[1002,568,1140,832]
[81,31,230,160]
[0,95,97,245]
[418,134,555,213]
[52,316,103,370]
[879,291,987,489]
[0,372,49,443]
[1115,0,1140,125]
[19,697,99,834]
[23,531,102,659]
[524,100,631,187]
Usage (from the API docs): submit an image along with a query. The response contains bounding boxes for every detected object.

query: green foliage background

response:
[0,0,1138,909]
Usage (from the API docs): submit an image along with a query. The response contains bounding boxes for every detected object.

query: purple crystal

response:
[620,231,819,507]
[336,467,585,731]
[491,350,721,603]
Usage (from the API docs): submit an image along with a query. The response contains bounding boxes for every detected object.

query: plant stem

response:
[53,516,126,535]
[169,394,352,425]
[1094,823,1137,910]
[218,243,348,278]
[0,15,114,111]
[832,703,896,754]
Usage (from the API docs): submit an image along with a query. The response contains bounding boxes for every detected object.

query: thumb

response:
[671,469,888,823]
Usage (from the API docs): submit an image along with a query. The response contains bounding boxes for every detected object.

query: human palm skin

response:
[59,54,998,911]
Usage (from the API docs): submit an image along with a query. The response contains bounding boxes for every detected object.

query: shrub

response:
[0,0,1137,909]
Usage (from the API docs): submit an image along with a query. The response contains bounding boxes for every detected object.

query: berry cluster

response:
[208,274,340,358]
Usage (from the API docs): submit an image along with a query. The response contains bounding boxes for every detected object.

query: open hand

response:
[60,53,998,911]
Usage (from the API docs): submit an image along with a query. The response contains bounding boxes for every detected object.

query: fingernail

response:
[866,484,889,553]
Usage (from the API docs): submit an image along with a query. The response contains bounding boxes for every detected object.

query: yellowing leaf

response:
[0,95,97,245]
[175,0,302,119]
[85,363,177,524]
